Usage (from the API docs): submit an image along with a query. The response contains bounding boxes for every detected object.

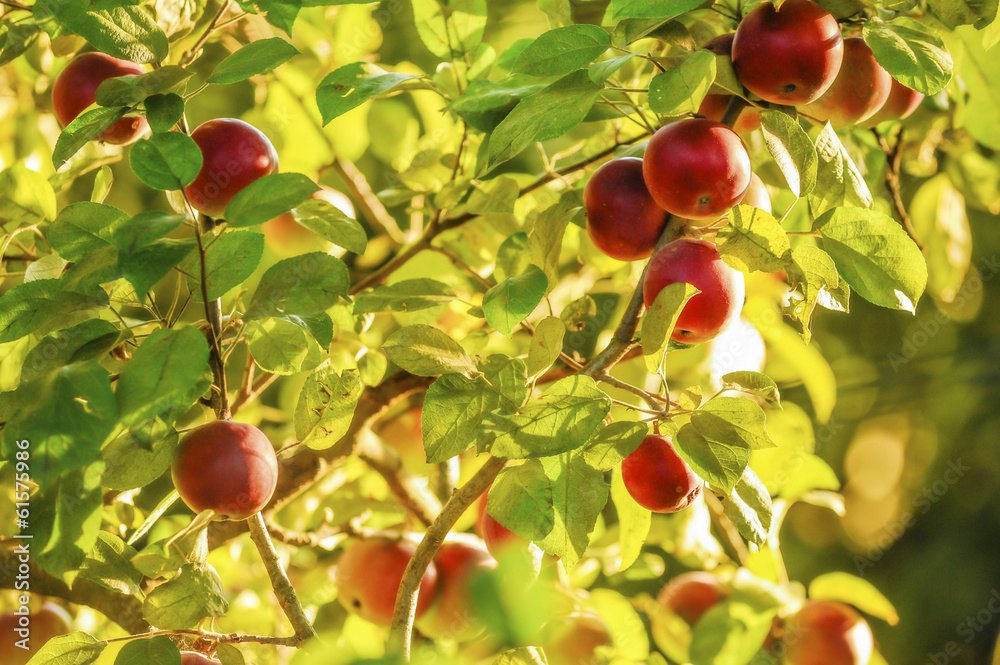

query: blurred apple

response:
[541,613,614,665]
[263,185,355,257]
[418,541,497,641]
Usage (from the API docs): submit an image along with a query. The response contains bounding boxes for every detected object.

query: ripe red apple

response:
[658,572,726,625]
[731,0,844,105]
[51,52,148,145]
[698,94,762,135]
[684,172,771,228]
[335,538,439,625]
[643,238,745,344]
[863,77,924,125]
[642,118,752,221]
[782,601,874,665]
[477,491,527,558]
[180,652,221,665]
[621,434,702,512]
[0,603,72,665]
[418,541,497,640]
[171,420,279,521]
[263,185,356,257]
[184,118,279,218]
[584,157,669,261]
[799,37,892,128]
[541,613,613,665]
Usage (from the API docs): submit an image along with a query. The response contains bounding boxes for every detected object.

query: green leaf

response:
[582,421,648,471]
[690,601,777,665]
[225,173,319,227]
[863,18,953,95]
[115,327,210,426]
[80,532,143,595]
[721,466,772,546]
[759,109,818,198]
[118,238,196,297]
[94,66,192,107]
[487,70,602,170]
[537,453,608,568]
[815,207,928,312]
[0,23,40,67]
[926,0,997,28]
[383,324,480,378]
[144,93,185,133]
[182,231,264,301]
[207,37,299,84]
[693,396,777,451]
[247,252,349,319]
[49,201,129,262]
[589,51,638,84]
[101,419,181,491]
[215,644,246,665]
[809,124,873,218]
[720,371,781,405]
[648,50,716,116]
[512,25,611,77]
[611,469,650,571]
[246,317,325,375]
[674,424,748,495]
[0,279,108,343]
[52,106,129,169]
[717,206,792,273]
[30,463,105,579]
[21,632,107,665]
[488,459,555,540]
[609,0,709,20]
[642,282,700,374]
[526,315,566,377]
[20,320,121,383]
[294,366,363,450]
[293,197,368,254]
[129,132,203,190]
[481,354,529,409]
[483,265,548,337]
[114,636,181,665]
[530,191,583,292]
[412,0,487,58]
[37,1,168,62]
[809,572,900,625]
[142,562,230,629]
[784,244,849,341]
[354,279,456,314]
[111,210,187,253]
[480,376,611,459]
[909,173,972,304]
[422,374,501,462]
[316,62,419,125]
[0,163,56,224]
[453,177,520,216]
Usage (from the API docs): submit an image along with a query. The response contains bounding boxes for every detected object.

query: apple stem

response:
[388,455,508,660]
[247,512,319,641]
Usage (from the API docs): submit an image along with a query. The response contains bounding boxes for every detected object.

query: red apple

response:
[685,172,771,228]
[621,434,702,512]
[184,118,279,218]
[335,538,439,625]
[642,118,752,221]
[658,572,726,625]
[863,77,924,125]
[781,601,874,665]
[180,653,221,665]
[263,185,356,257]
[799,37,892,128]
[698,94,762,135]
[51,52,148,145]
[171,420,279,521]
[643,238,745,344]
[541,613,613,665]
[418,541,497,640]
[0,603,72,665]
[732,0,844,105]
[584,157,669,261]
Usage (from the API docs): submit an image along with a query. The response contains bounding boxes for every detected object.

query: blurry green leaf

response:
[513,25,610,77]
[909,174,971,304]
[383,324,480,378]
[717,206,792,273]
[489,459,555,540]
[114,636,180,665]
[925,0,996,28]
[53,106,129,169]
[225,173,319,227]
[316,62,419,125]
[20,632,106,665]
[36,1,168,62]
[0,163,57,222]
[49,202,129,262]
[809,572,900,625]
[589,51,638,83]
[720,371,781,405]
[144,93,185,133]
[816,207,928,312]
[480,376,611,458]
[526,315,566,377]
[129,132,203,190]
[609,0,709,20]
[0,279,108,343]
[863,17,953,94]
[354,279,455,314]
[690,601,776,665]
[142,562,229,629]
[293,197,368,254]
[759,109,818,198]
[721,466,772,546]
[95,66,192,107]
[295,366,362,450]
[809,125,873,217]
[91,165,113,203]
[454,177,520,215]
[118,238,196,297]
[422,374,501,462]
[80,532,143,595]
[207,37,299,84]
[247,317,325,375]
[247,252,349,319]
[648,50,716,116]
[30,462,105,579]
[611,469,651,571]
[412,0,487,58]
[115,327,210,426]
[642,283,699,374]
[484,265,548,337]
[215,644,245,665]
[21,320,121,383]
[0,23,40,66]
[182,230,264,301]
[537,453,608,568]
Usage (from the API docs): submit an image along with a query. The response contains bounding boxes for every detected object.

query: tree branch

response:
[873,127,923,251]
[247,513,317,641]
[331,157,407,244]
[355,432,441,526]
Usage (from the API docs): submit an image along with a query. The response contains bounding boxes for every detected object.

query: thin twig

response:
[182,0,233,66]
[247,513,318,641]
[105,628,302,648]
[331,157,407,244]
[355,432,441,526]
[873,127,923,250]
